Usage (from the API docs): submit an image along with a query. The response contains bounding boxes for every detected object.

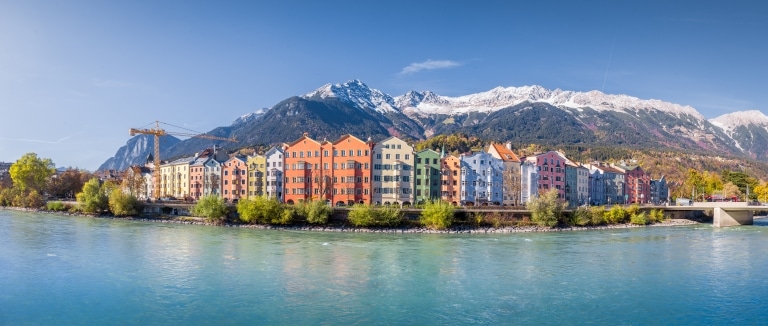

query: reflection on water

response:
[1,210,768,325]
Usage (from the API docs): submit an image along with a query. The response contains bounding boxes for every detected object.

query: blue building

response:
[459,152,503,205]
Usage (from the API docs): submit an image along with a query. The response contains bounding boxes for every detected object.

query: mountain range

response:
[100,80,768,171]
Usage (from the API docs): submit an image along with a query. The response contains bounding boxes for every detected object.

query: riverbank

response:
[1,206,701,233]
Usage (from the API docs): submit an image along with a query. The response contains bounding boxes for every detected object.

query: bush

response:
[238,196,283,224]
[603,205,628,224]
[347,204,405,227]
[46,201,69,212]
[420,200,455,230]
[347,204,377,227]
[108,188,141,216]
[376,205,404,227]
[526,189,566,227]
[191,195,228,223]
[649,209,666,223]
[76,178,108,214]
[298,200,332,225]
[589,206,606,225]
[570,207,592,226]
[630,211,649,225]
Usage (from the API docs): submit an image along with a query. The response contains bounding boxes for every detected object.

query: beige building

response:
[247,154,267,198]
[372,136,414,205]
[159,156,194,199]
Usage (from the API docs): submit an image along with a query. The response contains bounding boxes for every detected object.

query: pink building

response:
[536,151,567,199]
[222,156,247,202]
[615,164,650,204]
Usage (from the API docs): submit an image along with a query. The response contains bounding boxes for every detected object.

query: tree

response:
[191,195,228,223]
[76,178,108,214]
[753,182,768,203]
[419,200,454,230]
[108,187,141,216]
[9,153,55,194]
[526,188,566,227]
[47,168,92,199]
[722,182,742,199]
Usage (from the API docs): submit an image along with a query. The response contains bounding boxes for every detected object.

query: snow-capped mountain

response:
[101,80,768,171]
[710,110,768,130]
[395,85,702,120]
[302,79,399,114]
[232,107,270,125]
[710,110,768,159]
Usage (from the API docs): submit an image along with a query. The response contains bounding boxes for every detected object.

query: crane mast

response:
[129,121,236,200]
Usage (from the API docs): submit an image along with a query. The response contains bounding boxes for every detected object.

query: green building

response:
[415,149,441,204]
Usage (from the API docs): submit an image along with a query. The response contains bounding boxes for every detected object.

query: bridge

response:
[663,202,768,227]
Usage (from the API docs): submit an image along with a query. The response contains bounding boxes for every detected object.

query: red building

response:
[331,134,374,206]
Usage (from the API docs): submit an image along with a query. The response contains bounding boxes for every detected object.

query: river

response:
[1,210,767,325]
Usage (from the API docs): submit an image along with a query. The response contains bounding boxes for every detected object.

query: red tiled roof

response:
[489,143,521,162]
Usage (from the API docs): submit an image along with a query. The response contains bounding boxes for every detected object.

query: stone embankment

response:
[2,206,700,234]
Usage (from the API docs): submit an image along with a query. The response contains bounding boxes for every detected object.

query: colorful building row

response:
[128,134,669,207]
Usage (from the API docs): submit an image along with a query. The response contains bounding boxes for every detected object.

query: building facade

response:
[520,157,539,204]
[460,151,503,205]
[440,155,461,205]
[415,149,441,204]
[283,134,334,204]
[331,134,374,206]
[265,147,285,202]
[222,156,247,202]
[159,156,193,199]
[372,137,414,205]
[247,155,266,198]
[488,143,522,206]
[536,151,567,199]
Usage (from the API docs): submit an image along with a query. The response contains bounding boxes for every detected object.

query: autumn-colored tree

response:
[9,153,55,194]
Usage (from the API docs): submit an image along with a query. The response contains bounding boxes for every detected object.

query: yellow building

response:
[247,154,267,198]
[159,156,193,199]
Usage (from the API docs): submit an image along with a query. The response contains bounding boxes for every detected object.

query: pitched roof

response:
[488,143,521,162]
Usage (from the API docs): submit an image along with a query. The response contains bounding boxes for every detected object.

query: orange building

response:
[283,133,334,204]
[440,155,461,205]
[331,134,374,206]
[222,156,247,202]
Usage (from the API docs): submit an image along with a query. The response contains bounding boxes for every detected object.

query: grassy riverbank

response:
[2,205,700,234]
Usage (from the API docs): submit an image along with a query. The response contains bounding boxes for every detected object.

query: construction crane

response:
[129,121,237,200]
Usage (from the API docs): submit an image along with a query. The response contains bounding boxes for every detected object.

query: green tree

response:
[76,178,108,214]
[237,196,286,224]
[526,189,566,227]
[108,188,141,216]
[191,195,228,223]
[9,153,56,194]
[419,200,455,230]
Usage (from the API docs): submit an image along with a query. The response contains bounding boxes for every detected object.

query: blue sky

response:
[1,1,766,170]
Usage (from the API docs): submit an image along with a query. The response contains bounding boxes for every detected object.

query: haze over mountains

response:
[99,80,768,171]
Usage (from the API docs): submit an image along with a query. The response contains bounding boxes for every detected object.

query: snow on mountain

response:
[302,79,399,114]
[710,110,768,130]
[233,107,269,125]
[395,85,703,120]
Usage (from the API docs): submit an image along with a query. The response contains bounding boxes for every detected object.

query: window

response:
[376,154,381,159]
[348,150,353,157]
[299,152,304,158]
[405,154,410,160]
[386,154,391,159]
[357,150,362,156]
[395,154,400,160]
[307,151,311,158]
[324,150,329,157]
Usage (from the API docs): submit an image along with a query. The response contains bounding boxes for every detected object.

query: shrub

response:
[191,195,228,223]
[46,201,69,212]
[347,204,376,227]
[298,200,332,225]
[237,196,285,224]
[570,207,592,226]
[604,205,628,224]
[76,178,108,214]
[274,207,295,225]
[649,209,666,223]
[420,200,455,230]
[630,211,649,225]
[376,205,404,227]
[526,189,566,227]
[589,206,606,225]
[347,204,404,227]
[108,188,141,216]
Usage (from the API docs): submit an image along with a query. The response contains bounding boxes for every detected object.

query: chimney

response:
[506,142,512,150]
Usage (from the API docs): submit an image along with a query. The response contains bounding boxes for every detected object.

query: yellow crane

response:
[129,121,237,200]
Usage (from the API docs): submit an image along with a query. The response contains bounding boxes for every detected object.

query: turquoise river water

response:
[1,210,767,325]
